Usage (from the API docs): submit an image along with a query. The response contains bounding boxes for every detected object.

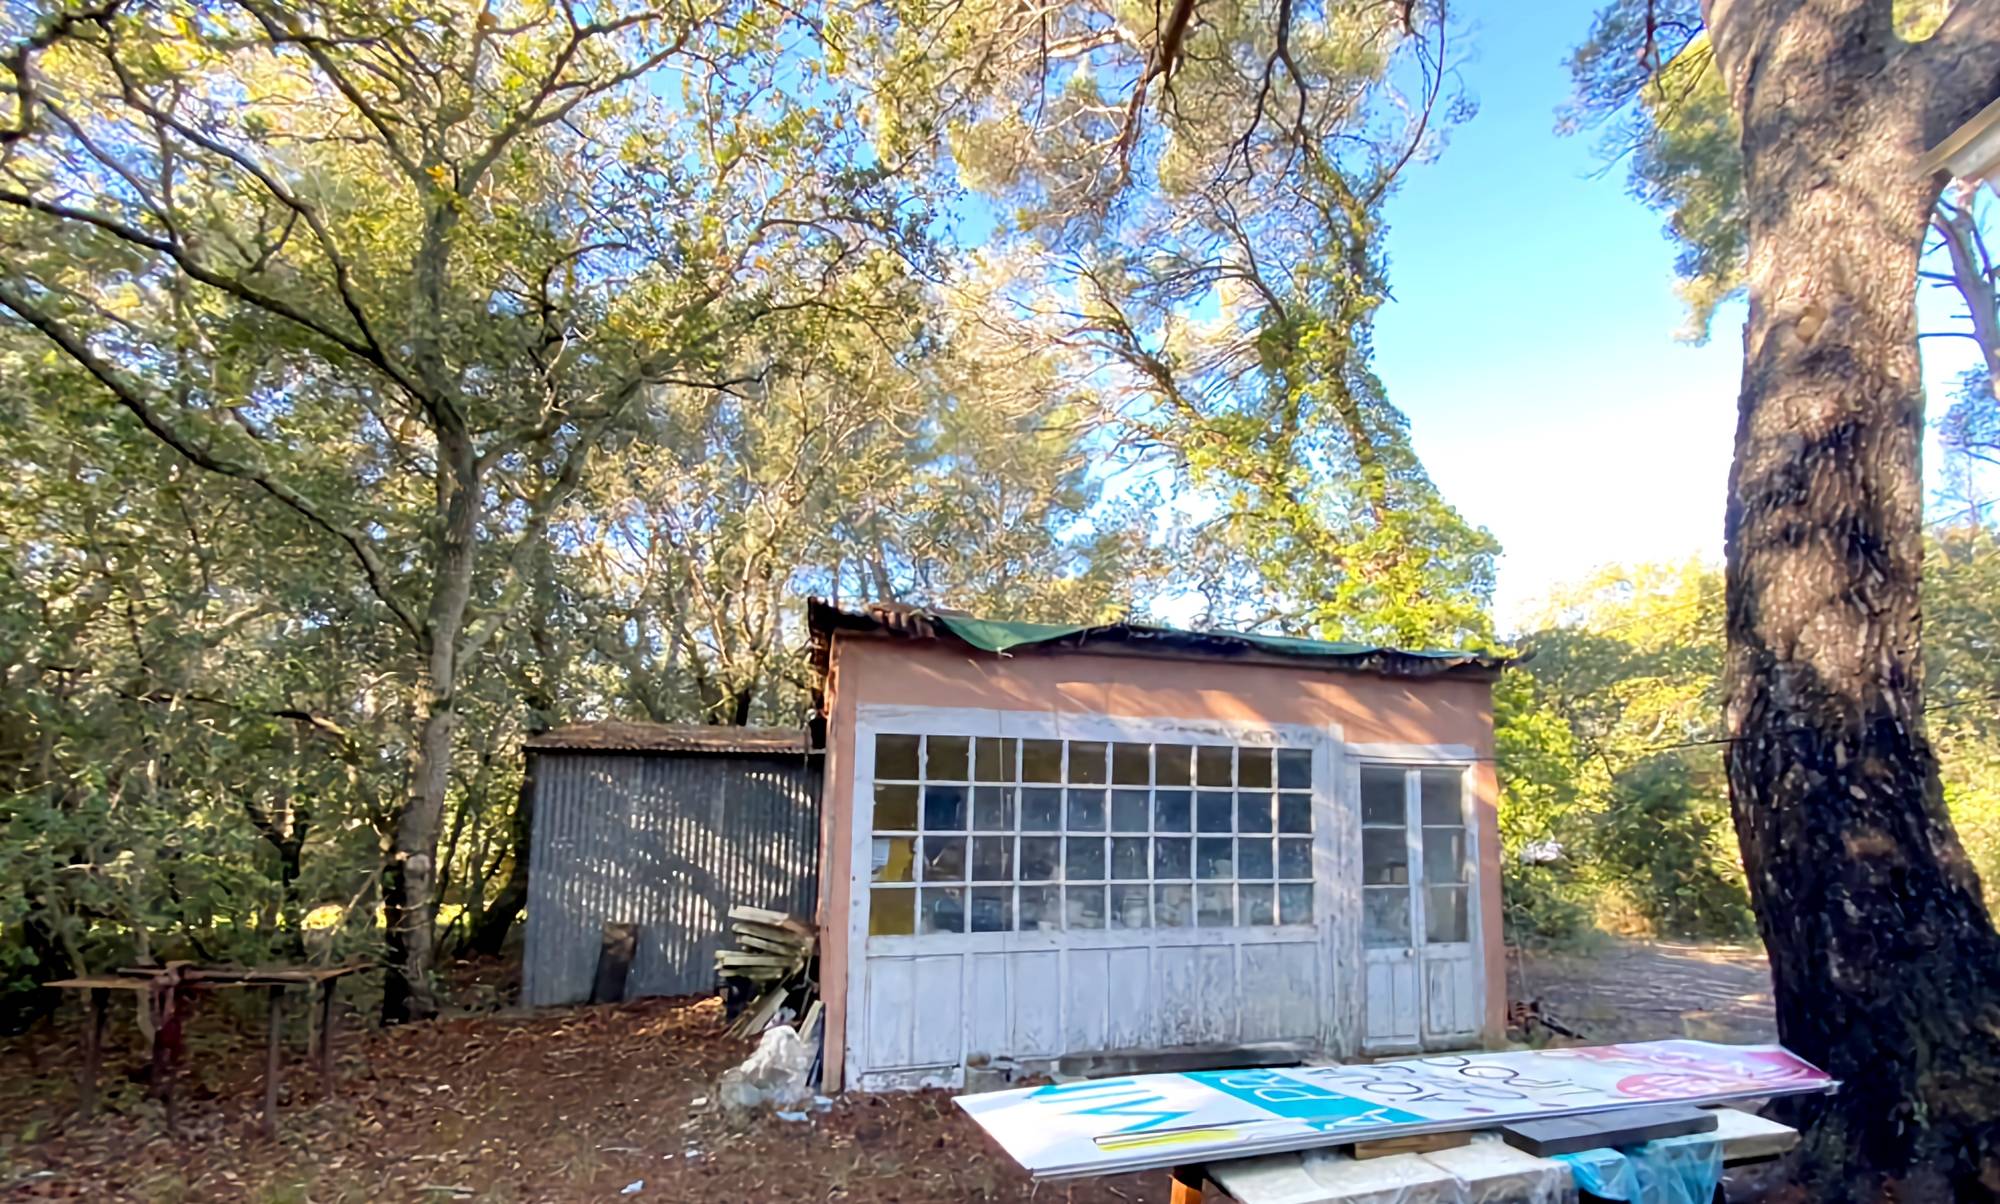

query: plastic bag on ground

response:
[1554,1133,1721,1204]
[719,1024,814,1111]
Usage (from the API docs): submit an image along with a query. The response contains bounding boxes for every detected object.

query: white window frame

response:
[846,704,1347,1084]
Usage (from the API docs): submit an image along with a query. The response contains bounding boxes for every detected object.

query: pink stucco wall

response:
[816,633,1505,1088]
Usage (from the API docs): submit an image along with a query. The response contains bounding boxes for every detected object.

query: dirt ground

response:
[1509,939,1777,1045]
[0,986,1158,1203]
[0,941,1784,1203]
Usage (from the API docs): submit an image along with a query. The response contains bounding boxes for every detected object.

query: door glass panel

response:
[1363,886,1410,946]
[1112,743,1151,785]
[1065,836,1105,880]
[1238,748,1273,789]
[1195,837,1234,879]
[872,836,915,883]
[1362,828,1409,885]
[874,784,918,831]
[1278,883,1313,925]
[923,785,966,830]
[1153,790,1192,832]
[1065,885,1106,929]
[1276,748,1313,789]
[1236,792,1273,833]
[1068,741,1108,784]
[1236,837,1273,880]
[875,734,920,781]
[1197,745,1235,786]
[1423,828,1466,885]
[1019,884,1060,930]
[973,786,1015,831]
[921,836,965,880]
[1240,883,1276,926]
[1111,789,1150,832]
[1154,836,1192,879]
[1021,739,1063,782]
[1019,836,1060,881]
[1420,769,1463,825]
[1196,883,1234,926]
[970,887,1012,933]
[1155,744,1193,785]
[1111,837,1149,879]
[1277,792,1311,833]
[1196,791,1233,832]
[1155,884,1193,927]
[1360,766,1405,825]
[971,835,1013,881]
[1427,885,1470,943]
[1067,788,1106,831]
[1278,838,1312,879]
[927,735,970,781]
[974,736,1016,782]
[1109,883,1150,929]
[871,887,915,935]
[1020,788,1062,831]
[919,887,965,933]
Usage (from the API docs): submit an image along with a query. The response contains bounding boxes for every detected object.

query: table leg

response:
[262,985,283,1138]
[316,980,336,1097]
[77,988,107,1118]
[1170,1164,1205,1204]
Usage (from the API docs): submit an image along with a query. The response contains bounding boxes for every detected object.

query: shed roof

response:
[524,720,812,755]
[806,598,1507,680]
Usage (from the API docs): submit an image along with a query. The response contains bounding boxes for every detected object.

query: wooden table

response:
[44,962,373,1137]
[1178,1106,1799,1204]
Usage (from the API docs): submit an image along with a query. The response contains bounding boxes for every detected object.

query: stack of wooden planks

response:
[715,906,817,1038]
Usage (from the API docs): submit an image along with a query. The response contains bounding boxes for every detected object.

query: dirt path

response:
[1510,938,1777,1045]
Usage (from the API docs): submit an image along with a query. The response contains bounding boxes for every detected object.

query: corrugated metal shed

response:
[521,724,820,1007]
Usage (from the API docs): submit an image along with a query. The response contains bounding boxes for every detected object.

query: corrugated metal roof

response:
[807,598,1509,680]
[524,720,812,755]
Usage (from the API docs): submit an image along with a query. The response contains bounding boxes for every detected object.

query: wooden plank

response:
[1169,1165,1204,1204]
[1710,1106,1800,1163]
[262,986,284,1138]
[1499,1104,1717,1157]
[728,906,813,937]
[589,923,638,1004]
[1349,1129,1473,1160]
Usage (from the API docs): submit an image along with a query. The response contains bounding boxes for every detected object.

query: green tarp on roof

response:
[931,614,1485,662]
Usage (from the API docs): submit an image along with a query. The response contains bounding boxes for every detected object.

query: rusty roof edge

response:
[524,720,814,755]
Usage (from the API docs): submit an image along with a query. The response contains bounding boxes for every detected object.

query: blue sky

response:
[1376,0,1981,631]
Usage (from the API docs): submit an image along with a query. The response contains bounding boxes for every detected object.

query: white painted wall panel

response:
[967,953,1010,1064]
[1106,948,1152,1050]
[1240,942,1320,1043]
[1011,950,1062,1056]
[1064,948,1111,1052]
[911,956,963,1066]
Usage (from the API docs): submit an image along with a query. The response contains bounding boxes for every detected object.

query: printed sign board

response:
[954,1040,1833,1179]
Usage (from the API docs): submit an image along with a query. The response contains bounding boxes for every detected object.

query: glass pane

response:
[1362,829,1409,885]
[1066,836,1105,880]
[1238,748,1273,789]
[923,785,966,831]
[1019,836,1060,881]
[1153,790,1192,832]
[1019,884,1061,931]
[1237,792,1273,833]
[1067,789,1106,831]
[927,735,970,781]
[1240,883,1276,926]
[1067,741,1107,784]
[1112,743,1151,785]
[1066,885,1106,929]
[919,887,964,934]
[1237,838,1273,880]
[974,736,1017,782]
[922,836,965,881]
[1154,884,1193,928]
[971,886,1012,933]
[1021,787,1062,831]
[1111,789,1150,832]
[1022,739,1062,782]
[1154,836,1192,879]
[1277,748,1313,790]
[1421,769,1463,825]
[1279,883,1314,925]
[1424,828,1466,885]
[1279,837,1313,880]
[870,887,915,935]
[1197,745,1234,787]
[1427,885,1470,943]
[1196,791,1233,833]
[1196,884,1234,927]
[1110,883,1149,929]
[1364,886,1410,947]
[1155,744,1193,785]
[973,786,1016,832]
[1361,766,1406,826]
[1277,792,1312,834]
[1111,837,1149,879]
[874,783,918,831]
[875,734,920,781]
[1196,837,1234,880]
[971,835,1014,881]
[871,835,915,883]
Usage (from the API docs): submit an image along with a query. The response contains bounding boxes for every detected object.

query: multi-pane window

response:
[1360,764,1469,948]
[868,733,1315,937]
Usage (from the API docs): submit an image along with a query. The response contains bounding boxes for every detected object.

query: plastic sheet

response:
[1207,1134,1577,1204]
[1554,1133,1721,1204]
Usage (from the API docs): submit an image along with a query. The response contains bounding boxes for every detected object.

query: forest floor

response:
[0,941,1781,1203]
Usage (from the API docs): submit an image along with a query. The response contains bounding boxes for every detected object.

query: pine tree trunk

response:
[1709,0,2000,1195]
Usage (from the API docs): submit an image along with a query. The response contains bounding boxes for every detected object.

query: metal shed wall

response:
[522,749,821,1006]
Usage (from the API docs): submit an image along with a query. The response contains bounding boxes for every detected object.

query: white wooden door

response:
[846,707,1341,1090]
[1359,764,1420,1049]
[1360,762,1481,1050]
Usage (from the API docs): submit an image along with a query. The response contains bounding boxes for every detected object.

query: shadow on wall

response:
[522,752,820,1006]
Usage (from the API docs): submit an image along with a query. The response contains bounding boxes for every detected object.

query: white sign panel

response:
[954,1040,1833,1178]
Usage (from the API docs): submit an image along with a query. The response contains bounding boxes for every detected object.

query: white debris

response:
[776,1110,808,1122]
[620,1181,644,1195]
[689,1095,708,1107]
[718,1024,814,1111]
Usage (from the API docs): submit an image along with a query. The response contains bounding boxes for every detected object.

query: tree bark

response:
[466,753,536,957]
[380,425,478,1024]
[1708,0,2000,1195]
